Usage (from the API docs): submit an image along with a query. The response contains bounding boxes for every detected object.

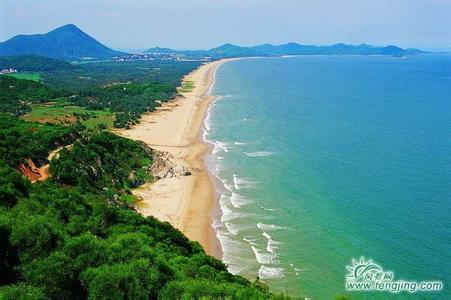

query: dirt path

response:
[19,145,72,183]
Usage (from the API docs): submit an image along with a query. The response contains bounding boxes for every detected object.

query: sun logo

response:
[346,257,382,280]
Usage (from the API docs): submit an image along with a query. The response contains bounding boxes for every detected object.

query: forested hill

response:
[145,42,427,58]
[0,24,126,60]
[0,55,75,72]
[0,83,290,298]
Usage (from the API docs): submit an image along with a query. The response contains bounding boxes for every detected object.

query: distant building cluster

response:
[0,68,17,74]
[113,54,155,62]
[112,53,211,63]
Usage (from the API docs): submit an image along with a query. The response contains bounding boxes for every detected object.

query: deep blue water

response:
[205,55,451,299]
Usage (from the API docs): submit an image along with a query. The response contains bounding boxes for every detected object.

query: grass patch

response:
[82,113,115,130]
[22,98,114,129]
[178,80,195,93]
[8,72,41,82]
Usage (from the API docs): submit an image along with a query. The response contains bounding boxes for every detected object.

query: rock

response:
[128,170,144,187]
[173,165,184,174]
[150,149,192,180]
[128,171,137,182]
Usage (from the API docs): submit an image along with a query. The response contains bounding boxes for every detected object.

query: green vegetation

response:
[0,56,201,128]
[0,114,78,167]
[7,73,41,82]
[22,99,114,129]
[71,81,176,128]
[0,48,290,299]
[0,76,67,116]
[50,131,151,196]
[0,115,287,299]
[178,80,195,93]
[44,60,197,128]
[0,55,75,72]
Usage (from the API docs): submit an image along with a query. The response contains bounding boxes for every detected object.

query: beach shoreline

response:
[116,59,232,258]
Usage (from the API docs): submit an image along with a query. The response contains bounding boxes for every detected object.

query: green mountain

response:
[0,24,126,60]
[145,44,264,59]
[208,43,265,58]
[145,42,426,59]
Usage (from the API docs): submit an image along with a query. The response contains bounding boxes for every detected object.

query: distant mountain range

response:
[0,24,125,60]
[145,42,426,58]
[0,24,427,61]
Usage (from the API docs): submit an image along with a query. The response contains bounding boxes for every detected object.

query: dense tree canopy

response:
[1,57,201,128]
[0,117,287,299]
[0,114,78,167]
[0,76,67,115]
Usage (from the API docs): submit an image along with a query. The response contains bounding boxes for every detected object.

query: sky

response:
[1,0,450,51]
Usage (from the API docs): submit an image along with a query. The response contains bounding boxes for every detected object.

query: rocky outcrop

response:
[150,150,191,180]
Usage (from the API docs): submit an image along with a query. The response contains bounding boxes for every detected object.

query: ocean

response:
[204,55,451,299]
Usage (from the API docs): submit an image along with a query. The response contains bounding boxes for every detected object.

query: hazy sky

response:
[1,0,450,51]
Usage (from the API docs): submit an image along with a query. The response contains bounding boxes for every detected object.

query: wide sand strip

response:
[117,59,228,258]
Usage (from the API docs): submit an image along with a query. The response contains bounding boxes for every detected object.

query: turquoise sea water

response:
[205,55,451,299]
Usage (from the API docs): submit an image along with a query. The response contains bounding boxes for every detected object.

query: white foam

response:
[234,141,247,145]
[257,223,287,231]
[215,94,232,100]
[219,195,244,222]
[204,111,212,132]
[223,183,233,193]
[251,246,279,264]
[230,192,251,208]
[262,232,282,253]
[257,204,280,211]
[212,141,229,154]
[224,222,240,235]
[206,66,218,96]
[208,159,224,176]
[216,233,247,274]
[228,264,246,275]
[233,174,257,190]
[244,151,273,157]
[258,265,285,279]
[242,236,258,246]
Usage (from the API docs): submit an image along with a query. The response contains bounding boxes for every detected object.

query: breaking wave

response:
[230,192,251,208]
[258,265,285,279]
[251,246,279,264]
[233,174,257,190]
[257,204,280,211]
[244,151,273,157]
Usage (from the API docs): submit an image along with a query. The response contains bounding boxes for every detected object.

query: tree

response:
[81,259,161,299]
[0,163,29,207]
[0,284,45,300]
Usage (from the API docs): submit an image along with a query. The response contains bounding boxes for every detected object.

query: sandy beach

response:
[117,59,229,258]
